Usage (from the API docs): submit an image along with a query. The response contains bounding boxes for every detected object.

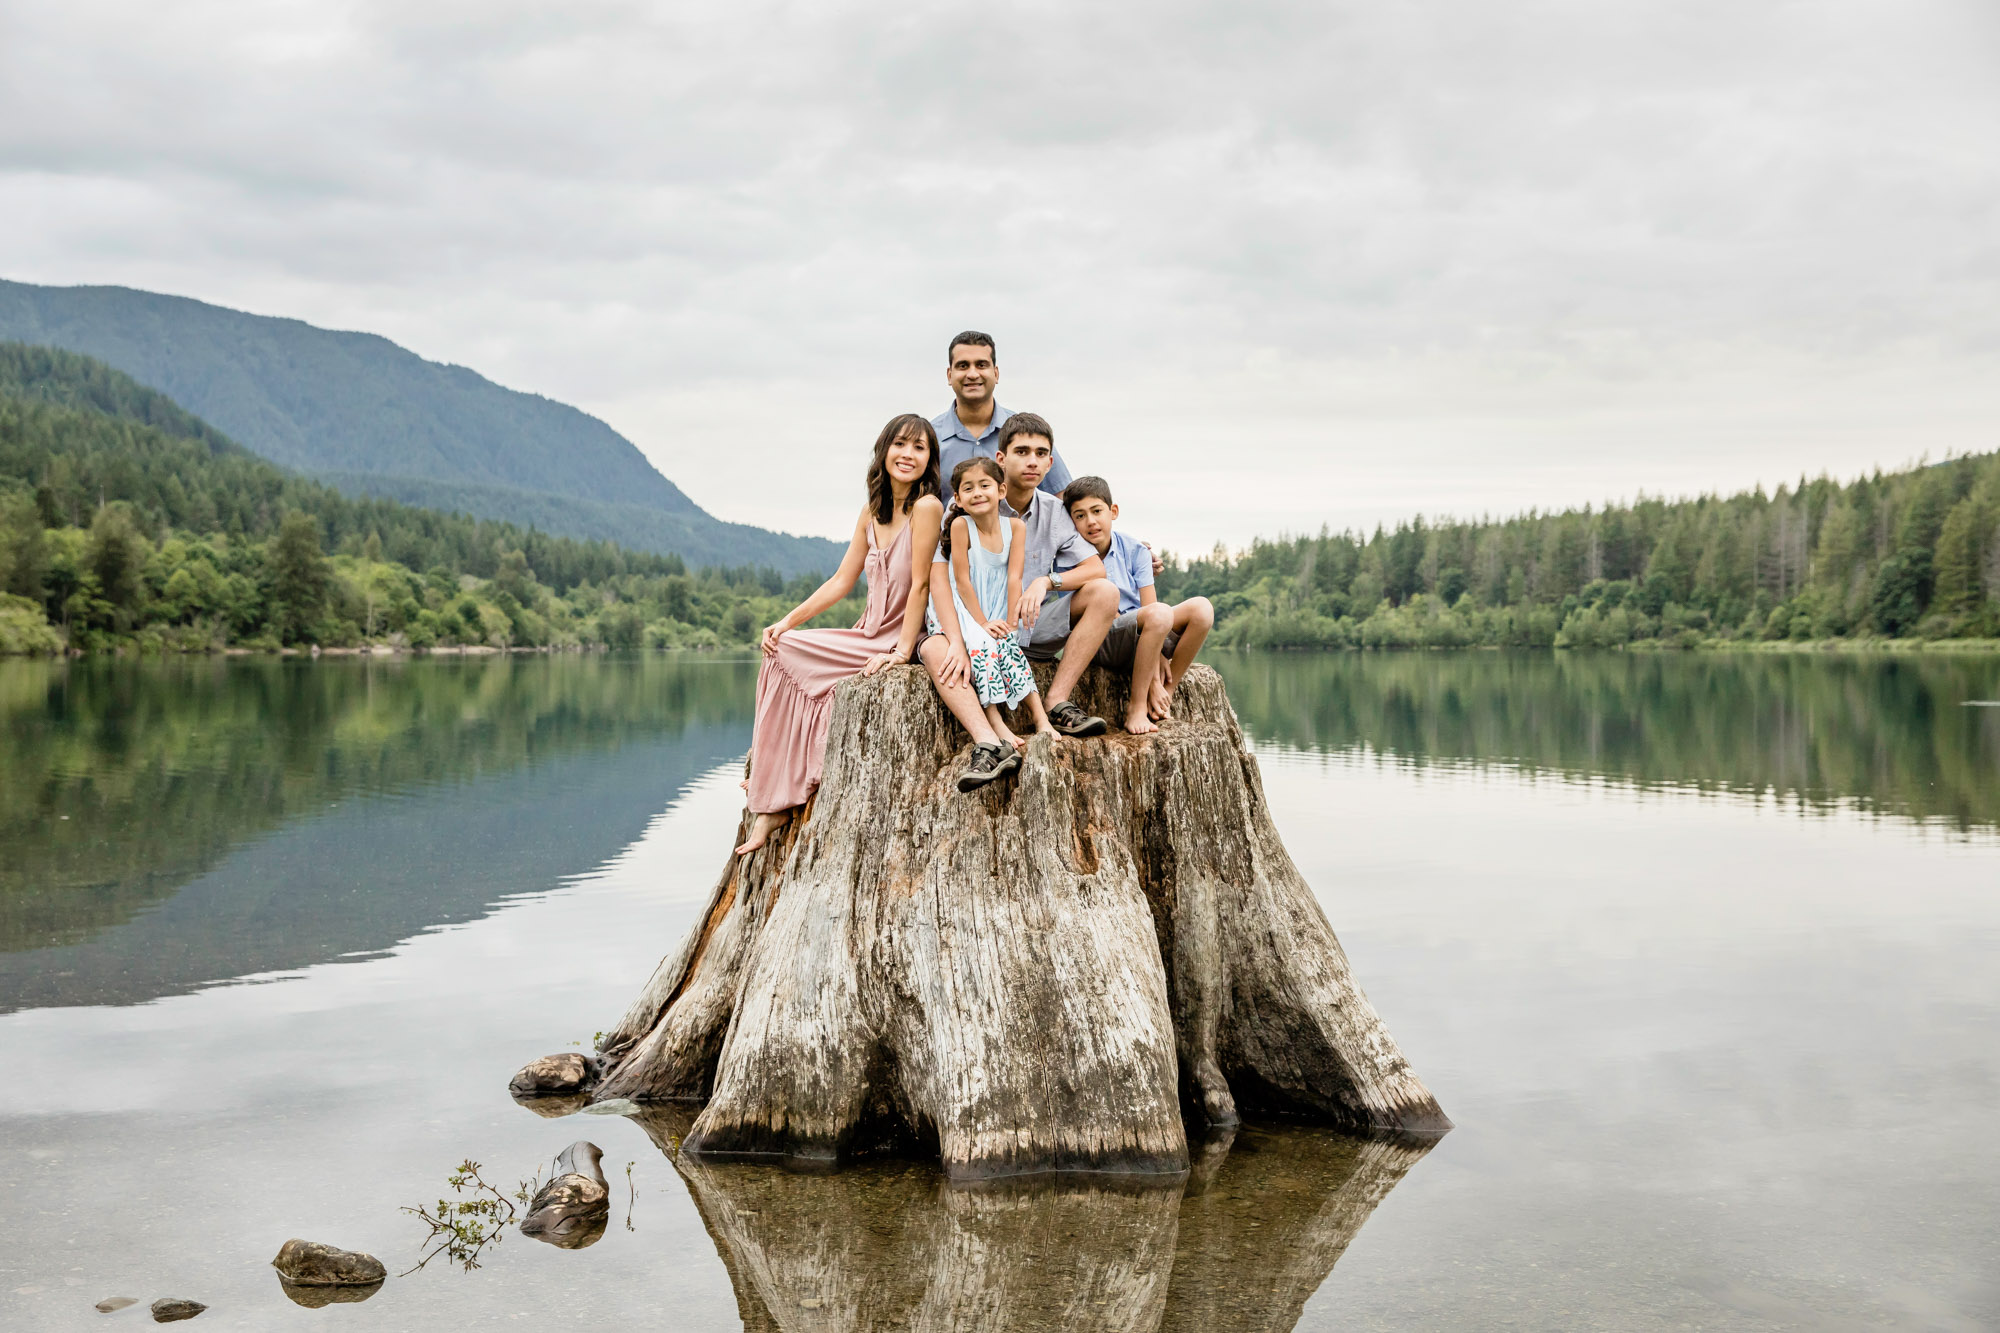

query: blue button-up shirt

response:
[932,403,1074,499]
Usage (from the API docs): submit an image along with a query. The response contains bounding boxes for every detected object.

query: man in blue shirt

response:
[932,331,1074,498]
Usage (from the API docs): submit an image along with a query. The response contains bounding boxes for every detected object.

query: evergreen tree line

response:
[1157,450,2000,649]
[0,346,857,654]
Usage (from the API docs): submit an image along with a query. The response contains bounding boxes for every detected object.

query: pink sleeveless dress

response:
[746,516,917,815]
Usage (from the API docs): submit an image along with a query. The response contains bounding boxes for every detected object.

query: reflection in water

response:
[0,653,756,956]
[277,1278,382,1308]
[628,1110,1427,1333]
[1212,649,2000,831]
[0,654,756,1012]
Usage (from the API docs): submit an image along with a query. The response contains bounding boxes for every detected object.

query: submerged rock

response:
[508,1052,600,1097]
[520,1140,609,1249]
[271,1238,387,1286]
[579,1097,640,1116]
[148,1296,206,1321]
[279,1278,383,1308]
[94,1296,138,1312]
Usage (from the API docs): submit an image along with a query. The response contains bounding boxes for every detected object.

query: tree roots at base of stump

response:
[512,663,1447,1180]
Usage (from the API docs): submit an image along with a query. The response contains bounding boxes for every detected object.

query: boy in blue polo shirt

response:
[1061,476,1215,734]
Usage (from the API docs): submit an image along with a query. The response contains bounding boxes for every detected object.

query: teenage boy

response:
[1063,476,1215,734]
[932,332,1074,498]
[918,413,1116,738]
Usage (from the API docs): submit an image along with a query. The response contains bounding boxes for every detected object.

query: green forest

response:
[1157,447,2000,650]
[0,344,862,655]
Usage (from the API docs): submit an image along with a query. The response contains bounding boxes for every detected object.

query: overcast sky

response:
[4,0,1997,550]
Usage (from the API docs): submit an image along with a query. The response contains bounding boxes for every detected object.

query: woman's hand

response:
[760,620,790,656]
[860,651,902,676]
[984,618,1013,640]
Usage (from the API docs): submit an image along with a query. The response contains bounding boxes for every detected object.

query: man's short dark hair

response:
[997,411,1054,453]
[947,331,997,365]
[1062,476,1114,511]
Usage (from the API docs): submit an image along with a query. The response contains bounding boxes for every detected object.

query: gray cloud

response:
[3,0,1997,547]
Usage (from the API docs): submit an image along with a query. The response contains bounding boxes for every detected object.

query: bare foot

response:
[735,810,789,856]
[1148,675,1174,720]
[1124,707,1159,735]
[995,723,1027,752]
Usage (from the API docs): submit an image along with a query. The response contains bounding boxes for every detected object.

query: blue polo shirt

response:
[1100,530,1155,614]
[932,403,1075,498]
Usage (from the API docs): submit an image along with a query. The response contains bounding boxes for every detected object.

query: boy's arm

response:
[1000,518,1026,631]
[1131,536,1157,606]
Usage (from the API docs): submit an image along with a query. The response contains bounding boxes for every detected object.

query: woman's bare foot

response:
[735,810,789,856]
[1124,706,1159,735]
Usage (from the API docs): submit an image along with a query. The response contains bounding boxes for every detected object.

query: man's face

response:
[1068,495,1117,550]
[947,344,998,408]
[1000,434,1052,492]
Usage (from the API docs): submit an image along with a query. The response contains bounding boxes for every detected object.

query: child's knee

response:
[1140,602,1174,632]
[1186,597,1214,628]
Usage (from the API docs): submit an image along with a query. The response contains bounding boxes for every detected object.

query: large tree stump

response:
[569,663,1444,1180]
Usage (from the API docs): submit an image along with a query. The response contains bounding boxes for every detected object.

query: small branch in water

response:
[399,1159,541,1275]
[625,1161,637,1232]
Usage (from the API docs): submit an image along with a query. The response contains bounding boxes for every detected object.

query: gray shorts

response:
[1094,608,1180,669]
[1021,595,1073,661]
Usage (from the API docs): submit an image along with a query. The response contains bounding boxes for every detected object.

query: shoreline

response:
[9,637,2000,661]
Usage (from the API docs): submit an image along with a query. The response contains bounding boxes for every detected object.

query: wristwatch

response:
[1050,569,1064,591]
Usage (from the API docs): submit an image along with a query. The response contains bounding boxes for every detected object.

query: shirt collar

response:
[1000,487,1042,521]
[942,402,1012,444]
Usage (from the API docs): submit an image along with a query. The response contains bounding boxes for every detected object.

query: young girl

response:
[930,457,1056,777]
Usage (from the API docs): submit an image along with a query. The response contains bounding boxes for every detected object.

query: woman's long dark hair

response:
[938,455,1005,558]
[866,414,942,524]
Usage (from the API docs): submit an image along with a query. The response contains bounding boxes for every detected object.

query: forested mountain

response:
[0,278,839,574]
[1158,450,2000,648]
[0,345,859,654]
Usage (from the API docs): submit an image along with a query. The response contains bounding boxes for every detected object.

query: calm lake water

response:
[1,651,1995,1330]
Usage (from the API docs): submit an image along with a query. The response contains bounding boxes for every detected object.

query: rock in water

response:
[270,1238,387,1286]
[508,1051,600,1097]
[520,1140,609,1248]
[94,1296,138,1312]
[583,663,1448,1180]
[148,1296,206,1321]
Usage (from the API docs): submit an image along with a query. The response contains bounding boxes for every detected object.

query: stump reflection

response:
[633,1110,1428,1333]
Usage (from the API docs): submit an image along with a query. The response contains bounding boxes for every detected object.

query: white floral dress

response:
[929,516,1036,709]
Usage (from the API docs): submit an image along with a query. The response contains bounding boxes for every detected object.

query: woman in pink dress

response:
[735,414,945,854]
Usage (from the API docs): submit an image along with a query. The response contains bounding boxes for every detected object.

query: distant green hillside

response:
[0,278,840,575]
[0,344,857,656]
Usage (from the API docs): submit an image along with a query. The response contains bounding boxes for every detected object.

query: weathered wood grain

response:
[571,663,1446,1179]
